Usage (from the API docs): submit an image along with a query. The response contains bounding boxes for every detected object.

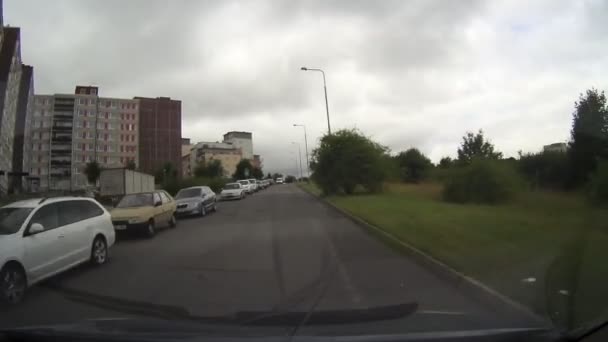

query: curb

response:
[297,184,550,327]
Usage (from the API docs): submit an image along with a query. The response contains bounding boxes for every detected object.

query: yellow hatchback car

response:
[110,191,177,237]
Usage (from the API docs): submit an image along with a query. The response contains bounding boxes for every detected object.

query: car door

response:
[152,192,166,225]
[55,200,91,266]
[159,191,172,224]
[21,203,66,282]
[205,187,216,209]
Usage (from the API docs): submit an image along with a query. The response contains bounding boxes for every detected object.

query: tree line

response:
[310,88,608,205]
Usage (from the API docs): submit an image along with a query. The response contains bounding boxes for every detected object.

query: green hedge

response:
[442,159,522,204]
[587,160,608,205]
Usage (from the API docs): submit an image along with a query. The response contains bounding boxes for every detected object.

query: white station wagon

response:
[0,197,116,304]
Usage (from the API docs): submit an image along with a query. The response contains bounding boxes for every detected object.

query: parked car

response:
[175,186,217,217]
[237,180,253,194]
[110,191,177,237]
[276,177,284,184]
[248,179,259,192]
[0,197,116,304]
[256,180,264,190]
[220,183,246,200]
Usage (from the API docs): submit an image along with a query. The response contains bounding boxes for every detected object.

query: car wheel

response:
[91,236,108,266]
[169,214,177,228]
[146,220,156,238]
[212,201,217,212]
[200,205,206,217]
[0,264,26,305]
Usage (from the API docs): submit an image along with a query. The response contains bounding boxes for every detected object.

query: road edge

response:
[296,183,551,327]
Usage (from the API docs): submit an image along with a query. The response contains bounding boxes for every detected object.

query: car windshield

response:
[0,207,33,235]
[116,193,153,208]
[224,183,240,190]
[175,188,201,199]
[238,180,249,185]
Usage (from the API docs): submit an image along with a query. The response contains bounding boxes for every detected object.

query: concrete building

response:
[0,26,23,194]
[29,86,140,190]
[190,141,242,178]
[223,131,253,160]
[543,142,568,153]
[11,64,33,192]
[181,143,193,178]
[136,96,181,177]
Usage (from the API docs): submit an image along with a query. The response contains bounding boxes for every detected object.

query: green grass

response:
[299,182,608,329]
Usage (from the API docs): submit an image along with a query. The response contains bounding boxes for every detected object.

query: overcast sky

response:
[5,0,608,175]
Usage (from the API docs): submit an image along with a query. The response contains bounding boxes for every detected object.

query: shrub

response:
[311,129,388,195]
[587,160,608,205]
[395,148,433,183]
[518,151,569,190]
[442,159,522,204]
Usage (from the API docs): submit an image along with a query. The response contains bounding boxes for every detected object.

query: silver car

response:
[174,186,217,217]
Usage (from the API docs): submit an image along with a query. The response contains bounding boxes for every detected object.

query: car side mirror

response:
[29,223,44,234]
[154,201,162,207]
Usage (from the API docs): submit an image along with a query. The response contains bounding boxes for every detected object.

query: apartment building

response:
[223,131,253,160]
[29,86,139,190]
[137,96,181,176]
[0,27,24,194]
[190,142,242,178]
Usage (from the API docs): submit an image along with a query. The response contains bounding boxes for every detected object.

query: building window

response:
[88,143,93,151]
[131,135,135,142]
[103,145,108,152]
[120,157,124,163]
[103,156,108,164]
[104,133,108,141]
[120,124,124,130]
[120,145,124,153]
[79,98,85,105]
[83,121,87,128]
[120,134,124,142]
[82,155,86,162]
[89,98,95,105]
[121,113,124,120]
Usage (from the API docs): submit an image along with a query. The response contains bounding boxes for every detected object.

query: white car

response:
[237,180,253,194]
[276,177,284,184]
[248,179,259,192]
[0,197,116,304]
[220,183,246,200]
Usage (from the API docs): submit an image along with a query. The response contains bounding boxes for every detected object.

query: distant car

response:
[220,183,246,200]
[110,191,177,237]
[237,180,253,194]
[256,180,264,190]
[248,179,259,192]
[175,186,217,217]
[276,177,284,184]
[0,197,116,304]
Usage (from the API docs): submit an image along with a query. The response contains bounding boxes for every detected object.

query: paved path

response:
[0,184,540,334]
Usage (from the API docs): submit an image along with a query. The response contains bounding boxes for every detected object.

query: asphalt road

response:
[0,184,543,334]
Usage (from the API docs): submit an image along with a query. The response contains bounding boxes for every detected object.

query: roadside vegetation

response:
[304,88,608,329]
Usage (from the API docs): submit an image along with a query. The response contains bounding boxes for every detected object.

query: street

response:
[0,185,541,333]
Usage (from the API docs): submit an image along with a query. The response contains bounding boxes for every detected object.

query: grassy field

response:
[299,182,608,329]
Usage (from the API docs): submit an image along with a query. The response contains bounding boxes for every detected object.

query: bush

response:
[442,159,522,204]
[518,151,569,190]
[311,129,388,195]
[587,160,608,205]
[395,148,433,183]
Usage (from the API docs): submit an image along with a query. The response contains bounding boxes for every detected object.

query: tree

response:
[194,159,224,178]
[125,160,136,170]
[232,159,253,179]
[272,173,282,180]
[438,157,454,169]
[252,167,264,179]
[395,148,433,183]
[568,89,608,186]
[311,129,388,195]
[285,175,296,183]
[457,130,502,165]
[84,161,101,185]
[155,162,178,184]
[267,172,272,179]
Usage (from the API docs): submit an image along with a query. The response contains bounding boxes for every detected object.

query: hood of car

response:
[175,197,202,205]
[110,206,154,220]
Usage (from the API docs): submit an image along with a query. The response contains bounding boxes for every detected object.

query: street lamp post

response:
[293,124,309,177]
[300,67,331,135]
[291,142,303,180]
